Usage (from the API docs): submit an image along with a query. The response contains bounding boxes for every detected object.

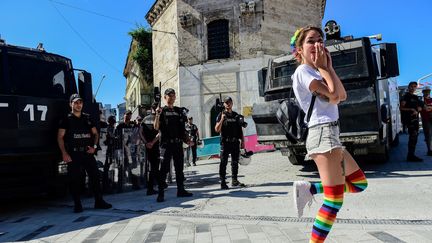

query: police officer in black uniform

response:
[141,103,160,195]
[57,94,112,213]
[154,88,193,202]
[103,115,116,192]
[400,81,424,162]
[186,117,199,166]
[215,96,246,189]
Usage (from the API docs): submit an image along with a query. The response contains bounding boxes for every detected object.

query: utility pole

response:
[94,74,106,98]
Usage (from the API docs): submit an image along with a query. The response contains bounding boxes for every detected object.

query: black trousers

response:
[68,152,102,204]
[407,121,419,156]
[219,141,240,181]
[423,119,432,152]
[103,145,114,192]
[158,142,185,191]
[187,144,197,163]
[146,145,160,190]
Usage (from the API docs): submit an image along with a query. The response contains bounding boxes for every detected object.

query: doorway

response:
[210,105,219,137]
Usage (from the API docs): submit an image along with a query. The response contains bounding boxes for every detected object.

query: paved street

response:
[1,132,432,243]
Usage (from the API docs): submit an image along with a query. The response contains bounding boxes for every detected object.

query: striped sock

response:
[310,169,367,195]
[344,169,368,193]
[310,184,344,243]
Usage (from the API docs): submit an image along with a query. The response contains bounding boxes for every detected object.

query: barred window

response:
[207,19,230,60]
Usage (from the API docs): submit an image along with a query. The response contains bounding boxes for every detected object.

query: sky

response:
[1,0,431,107]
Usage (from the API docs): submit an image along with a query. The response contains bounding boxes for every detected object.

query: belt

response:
[309,120,339,129]
[222,138,239,143]
[165,138,182,143]
[71,147,87,152]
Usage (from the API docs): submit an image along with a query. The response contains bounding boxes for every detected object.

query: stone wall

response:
[176,0,322,66]
[178,0,267,66]
[152,0,181,105]
[261,0,323,56]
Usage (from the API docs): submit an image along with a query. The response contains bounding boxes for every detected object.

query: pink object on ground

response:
[244,134,275,153]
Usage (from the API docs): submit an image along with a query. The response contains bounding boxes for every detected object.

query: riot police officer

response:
[103,115,116,192]
[140,103,160,195]
[57,94,112,213]
[215,96,246,189]
[186,117,199,166]
[400,81,424,162]
[154,88,193,202]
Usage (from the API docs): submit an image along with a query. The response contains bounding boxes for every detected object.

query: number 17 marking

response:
[24,104,48,121]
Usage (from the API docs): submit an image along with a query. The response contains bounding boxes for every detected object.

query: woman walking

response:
[290,26,368,242]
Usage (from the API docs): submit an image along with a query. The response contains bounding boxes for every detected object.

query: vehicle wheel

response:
[295,155,305,165]
[287,148,304,165]
[47,180,68,198]
[374,143,389,163]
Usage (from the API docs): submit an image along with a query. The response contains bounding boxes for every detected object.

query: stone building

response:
[146,0,326,137]
[123,39,153,120]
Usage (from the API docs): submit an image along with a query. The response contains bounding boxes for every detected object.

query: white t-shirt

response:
[292,64,339,127]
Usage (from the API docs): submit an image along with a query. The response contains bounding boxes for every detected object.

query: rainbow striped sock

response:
[344,169,368,193]
[310,169,367,195]
[310,184,344,243]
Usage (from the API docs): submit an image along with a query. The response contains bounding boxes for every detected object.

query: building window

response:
[207,19,230,60]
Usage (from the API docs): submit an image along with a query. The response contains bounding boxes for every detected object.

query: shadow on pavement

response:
[294,133,432,179]
[1,133,430,242]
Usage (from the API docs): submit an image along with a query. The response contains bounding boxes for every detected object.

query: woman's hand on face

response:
[312,42,328,70]
[325,47,333,70]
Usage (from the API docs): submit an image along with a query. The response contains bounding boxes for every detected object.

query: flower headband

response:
[290,28,302,54]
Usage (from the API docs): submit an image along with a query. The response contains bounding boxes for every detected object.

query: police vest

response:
[159,106,186,143]
[61,113,94,150]
[217,111,242,141]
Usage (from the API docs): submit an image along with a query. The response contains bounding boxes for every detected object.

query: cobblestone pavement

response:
[1,133,431,242]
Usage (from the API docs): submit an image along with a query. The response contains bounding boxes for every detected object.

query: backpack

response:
[276,92,316,144]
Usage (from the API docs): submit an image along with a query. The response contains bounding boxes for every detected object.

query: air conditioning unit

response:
[248,1,255,12]
[239,3,247,14]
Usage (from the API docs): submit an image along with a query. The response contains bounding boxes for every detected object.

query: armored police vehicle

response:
[252,31,401,165]
[0,39,98,198]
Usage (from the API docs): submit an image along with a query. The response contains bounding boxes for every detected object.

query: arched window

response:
[207,19,230,60]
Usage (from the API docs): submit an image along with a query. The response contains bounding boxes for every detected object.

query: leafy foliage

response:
[128,27,153,84]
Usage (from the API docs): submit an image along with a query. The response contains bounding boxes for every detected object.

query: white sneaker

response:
[293,181,314,218]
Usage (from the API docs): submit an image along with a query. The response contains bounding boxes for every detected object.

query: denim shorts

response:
[304,121,344,160]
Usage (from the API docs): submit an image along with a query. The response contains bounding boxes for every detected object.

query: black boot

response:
[407,154,423,162]
[74,202,83,213]
[232,179,246,187]
[221,181,229,190]
[73,196,83,213]
[131,175,140,190]
[94,199,112,209]
[177,189,193,197]
[157,191,164,202]
[147,189,159,196]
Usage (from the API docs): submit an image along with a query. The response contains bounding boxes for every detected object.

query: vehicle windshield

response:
[6,51,73,98]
